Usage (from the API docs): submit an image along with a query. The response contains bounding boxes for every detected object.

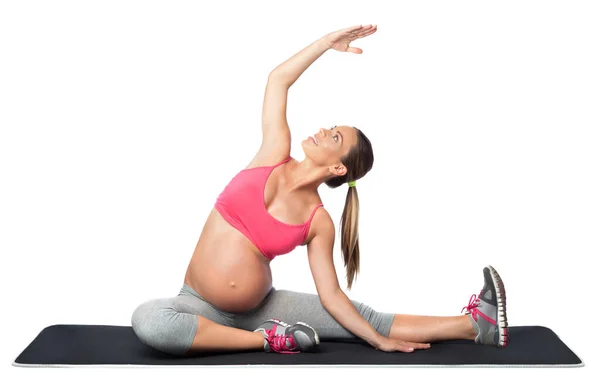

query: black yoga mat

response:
[13,324,583,367]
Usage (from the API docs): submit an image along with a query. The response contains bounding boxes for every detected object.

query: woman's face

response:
[302,125,359,170]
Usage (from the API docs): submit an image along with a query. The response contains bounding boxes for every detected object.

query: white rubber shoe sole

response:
[486,265,509,347]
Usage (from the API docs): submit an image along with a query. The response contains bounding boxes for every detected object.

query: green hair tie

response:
[348,180,356,187]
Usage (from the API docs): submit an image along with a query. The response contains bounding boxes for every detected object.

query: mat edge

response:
[12,361,586,369]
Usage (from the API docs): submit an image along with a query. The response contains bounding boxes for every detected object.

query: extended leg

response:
[237,289,474,343]
[390,265,507,346]
[233,265,507,347]
[388,314,475,343]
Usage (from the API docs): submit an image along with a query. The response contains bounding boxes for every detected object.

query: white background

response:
[1,0,598,389]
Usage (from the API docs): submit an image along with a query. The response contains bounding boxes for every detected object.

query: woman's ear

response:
[329,163,347,177]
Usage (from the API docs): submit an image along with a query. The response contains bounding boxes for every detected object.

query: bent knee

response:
[131,300,198,356]
[131,300,159,345]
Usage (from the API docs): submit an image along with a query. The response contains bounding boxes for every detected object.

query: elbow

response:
[268,70,291,86]
[269,69,283,79]
[319,288,343,308]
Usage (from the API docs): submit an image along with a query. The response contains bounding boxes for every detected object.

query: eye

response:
[329,126,338,142]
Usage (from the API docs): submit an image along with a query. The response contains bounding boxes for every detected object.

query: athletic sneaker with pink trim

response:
[254,319,320,354]
[462,265,509,347]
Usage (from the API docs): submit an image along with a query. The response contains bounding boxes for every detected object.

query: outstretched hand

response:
[322,24,378,54]
[372,336,431,353]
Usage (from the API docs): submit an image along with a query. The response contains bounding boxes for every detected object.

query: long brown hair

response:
[324,127,374,290]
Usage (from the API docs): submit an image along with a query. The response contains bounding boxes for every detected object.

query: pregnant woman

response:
[131,24,509,356]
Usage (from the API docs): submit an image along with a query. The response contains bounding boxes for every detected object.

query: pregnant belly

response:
[188,256,273,313]
[184,209,274,313]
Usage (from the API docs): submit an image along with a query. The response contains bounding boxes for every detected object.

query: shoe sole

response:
[295,321,320,345]
[266,318,290,327]
[486,265,509,347]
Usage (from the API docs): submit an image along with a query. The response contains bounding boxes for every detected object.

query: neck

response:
[284,158,331,193]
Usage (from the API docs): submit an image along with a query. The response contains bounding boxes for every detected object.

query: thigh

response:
[133,285,234,327]
[173,284,237,327]
[233,289,395,341]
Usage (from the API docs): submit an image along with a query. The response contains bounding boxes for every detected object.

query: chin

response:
[301,139,311,151]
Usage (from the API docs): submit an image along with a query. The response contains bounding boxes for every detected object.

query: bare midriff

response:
[183,207,276,313]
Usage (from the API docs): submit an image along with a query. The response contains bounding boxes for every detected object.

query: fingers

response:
[347,24,377,38]
[397,341,431,352]
[357,25,377,38]
[376,338,432,353]
[345,24,363,34]
[407,341,431,349]
[344,24,377,36]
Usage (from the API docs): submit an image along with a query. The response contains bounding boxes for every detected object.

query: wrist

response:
[319,36,333,50]
[369,334,385,348]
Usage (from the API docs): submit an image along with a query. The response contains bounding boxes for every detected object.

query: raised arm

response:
[253,25,376,165]
[256,37,332,163]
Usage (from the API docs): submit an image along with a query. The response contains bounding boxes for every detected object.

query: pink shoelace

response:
[265,325,300,354]
[461,290,497,325]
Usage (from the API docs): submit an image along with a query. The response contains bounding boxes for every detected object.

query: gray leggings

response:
[131,283,395,356]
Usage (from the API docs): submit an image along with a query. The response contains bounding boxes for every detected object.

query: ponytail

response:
[340,185,360,290]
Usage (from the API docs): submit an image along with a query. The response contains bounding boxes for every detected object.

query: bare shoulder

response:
[303,206,335,246]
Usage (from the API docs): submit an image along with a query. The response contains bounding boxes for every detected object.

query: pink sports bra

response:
[214,156,324,260]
